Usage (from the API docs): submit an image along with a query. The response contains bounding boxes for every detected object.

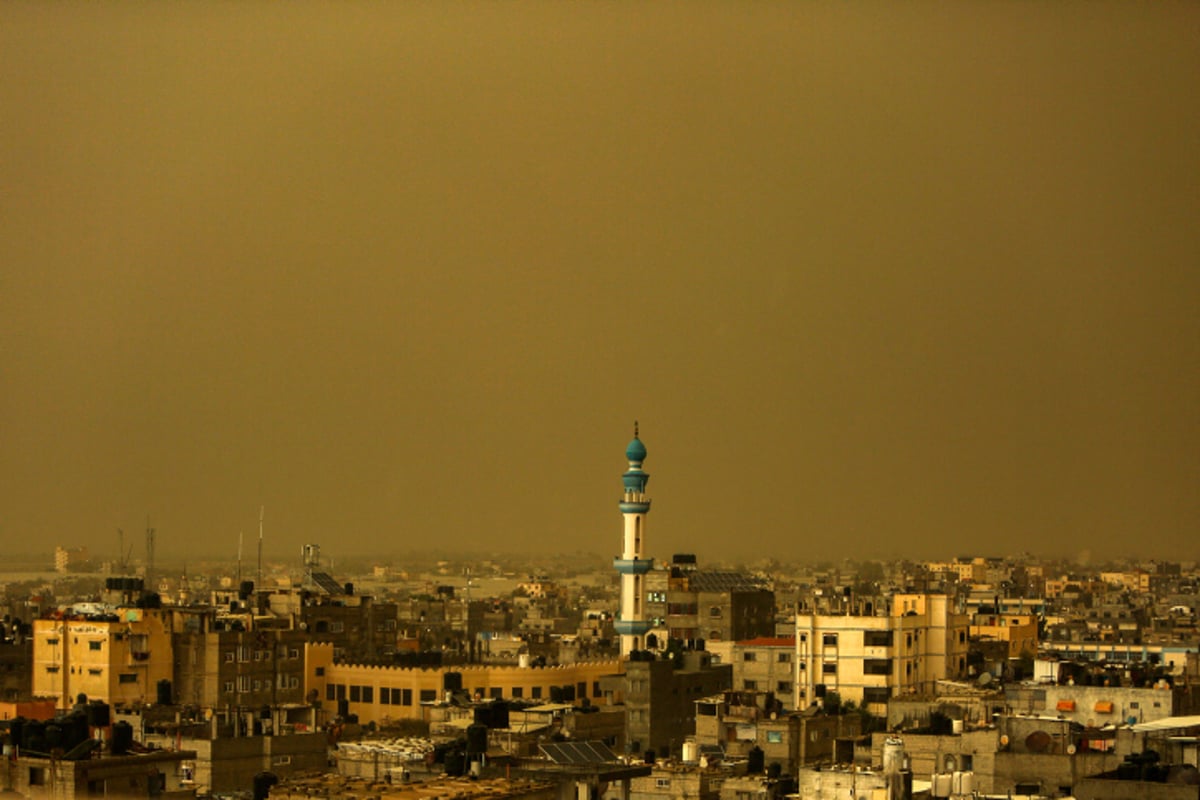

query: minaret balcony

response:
[619,493,651,514]
[614,619,652,636]
[613,557,654,575]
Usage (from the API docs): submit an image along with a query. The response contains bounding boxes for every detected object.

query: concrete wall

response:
[869,730,998,792]
[992,751,1121,797]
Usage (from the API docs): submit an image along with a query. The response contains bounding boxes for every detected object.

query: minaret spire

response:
[614,426,653,656]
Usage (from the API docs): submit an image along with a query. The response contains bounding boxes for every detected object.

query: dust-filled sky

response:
[2,3,1197,565]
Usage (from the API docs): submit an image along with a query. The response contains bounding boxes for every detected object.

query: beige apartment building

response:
[794,593,969,714]
[307,643,622,725]
[969,612,1039,659]
[32,609,173,710]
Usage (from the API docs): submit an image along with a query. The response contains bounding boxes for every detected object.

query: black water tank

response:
[444,749,466,776]
[643,749,656,765]
[344,583,354,596]
[62,711,88,751]
[252,771,278,800]
[87,702,111,727]
[747,746,765,773]
[466,723,488,755]
[22,720,44,751]
[240,581,255,599]
[156,679,172,705]
[111,721,133,755]
[43,723,64,751]
[494,701,509,729]
[8,718,24,752]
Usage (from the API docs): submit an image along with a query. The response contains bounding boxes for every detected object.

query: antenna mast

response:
[145,515,156,592]
[237,530,244,584]
[257,506,264,588]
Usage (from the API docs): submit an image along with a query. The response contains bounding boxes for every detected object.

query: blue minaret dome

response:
[625,436,647,465]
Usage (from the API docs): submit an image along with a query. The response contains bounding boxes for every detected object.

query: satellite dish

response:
[1066,744,1077,755]
[999,734,1010,748]
[1026,730,1052,753]
[978,671,993,687]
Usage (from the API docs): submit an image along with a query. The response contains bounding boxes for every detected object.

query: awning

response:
[1094,701,1114,714]
[1056,700,1076,712]
[1131,715,1200,732]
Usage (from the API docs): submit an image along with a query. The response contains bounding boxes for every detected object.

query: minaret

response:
[614,422,653,656]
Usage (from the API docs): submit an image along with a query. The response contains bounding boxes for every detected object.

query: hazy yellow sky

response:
[2,3,1197,563]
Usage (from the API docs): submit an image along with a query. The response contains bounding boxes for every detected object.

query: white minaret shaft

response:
[614,423,653,657]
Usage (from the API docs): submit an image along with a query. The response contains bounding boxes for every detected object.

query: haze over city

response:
[2,3,1196,564]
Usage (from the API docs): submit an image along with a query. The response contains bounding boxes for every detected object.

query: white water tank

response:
[951,771,973,795]
[951,718,964,734]
[932,773,952,798]
[518,653,531,668]
[681,740,698,763]
[882,738,905,774]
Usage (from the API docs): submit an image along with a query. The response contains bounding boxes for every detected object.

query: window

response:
[363,687,373,703]
[119,673,138,684]
[45,665,59,673]
[28,768,46,786]
[264,679,272,691]
[89,641,102,651]
[863,687,890,704]
[402,689,413,706]
[225,652,235,663]
[88,668,102,676]
[350,686,361,702]
[237,675,251,692]
[864,630,893,647]
[710,606,722,617]
[491,688,503,700]
[766,731,783,744]
[290,648,300,659]
[419,689,437,702]
[777,681,792,693]
[326,685,336,701]
[330,621,345,633]
[593,681,602,698]
[46,638,59,646]
[237,646,250,662]
[253,680,261,691]
[531,686,542,699]
[315,667,325,677]
[655,779,671,789]
[822,662,837,675]
[336,684,347,700]
[225,681,235,694]
[864,658,892,676]
[744,680,758,691]
[777,653,791,663]
[822,633,838,646]
[511,687,523,699]
[743,652,757,662]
